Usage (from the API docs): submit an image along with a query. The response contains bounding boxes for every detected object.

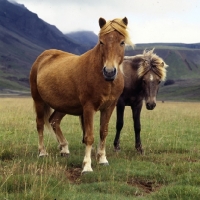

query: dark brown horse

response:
[29,17,133,173]
[113,49,168,153]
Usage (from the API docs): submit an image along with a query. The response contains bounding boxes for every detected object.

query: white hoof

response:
[99,162,109,166]
[82,162,93,174]
[81,169,93,174]
[98,154,108,165]
[39,152,48,157]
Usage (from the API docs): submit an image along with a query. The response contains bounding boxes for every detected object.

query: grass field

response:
[0,98,200,200]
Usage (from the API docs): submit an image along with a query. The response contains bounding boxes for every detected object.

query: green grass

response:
[0,98,200,199]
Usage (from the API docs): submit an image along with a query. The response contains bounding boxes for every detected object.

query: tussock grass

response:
[0,98,200,199]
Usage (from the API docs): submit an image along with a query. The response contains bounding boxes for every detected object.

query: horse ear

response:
[122,17,128,26]
[162,62,169,68]
[99,18,106,28]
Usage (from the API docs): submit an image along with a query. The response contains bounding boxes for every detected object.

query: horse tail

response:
[30,57,52,131]
[43,103,52,130]
[32,96,52,130]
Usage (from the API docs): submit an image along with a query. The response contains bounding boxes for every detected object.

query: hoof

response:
[114,142,121,151]
[114,146,121,152]
[81,170,93,175]
[99,162,109,166]
[136,147,143,154]
[61,153,70,157]
[39,153,48,157]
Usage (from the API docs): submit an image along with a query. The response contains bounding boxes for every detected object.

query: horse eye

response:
[158,80,161,84]
[120,41,125,46]
[100,41,104,45]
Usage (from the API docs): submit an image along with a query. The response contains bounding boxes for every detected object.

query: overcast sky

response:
[15,0,200,44]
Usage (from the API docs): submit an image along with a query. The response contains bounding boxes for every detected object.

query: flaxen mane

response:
[137,49,168,81]
[99,18,133,46]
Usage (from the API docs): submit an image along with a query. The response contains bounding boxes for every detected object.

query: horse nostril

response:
[103,67,117,81]
[146,102,156,110]
[146,103,150,108]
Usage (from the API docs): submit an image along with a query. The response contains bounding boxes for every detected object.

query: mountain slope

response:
[0,0,87,54]
[125,46,200,80]
[65,31,98,49]
[0,0,91,91]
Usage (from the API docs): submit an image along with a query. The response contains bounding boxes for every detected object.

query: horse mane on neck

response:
[99,18,133,46]
[137,49,168,81]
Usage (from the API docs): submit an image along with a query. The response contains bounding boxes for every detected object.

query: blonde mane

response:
[137,49,168,81]
[99,18,133,46]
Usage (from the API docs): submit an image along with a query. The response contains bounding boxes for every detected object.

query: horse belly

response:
[43,94,82,115]
[37,78,82,115]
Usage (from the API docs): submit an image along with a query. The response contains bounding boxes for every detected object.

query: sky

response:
[14,0,200,44]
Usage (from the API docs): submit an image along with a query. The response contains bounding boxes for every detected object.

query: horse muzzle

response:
[103,67,117,81]
[146,102,156,110]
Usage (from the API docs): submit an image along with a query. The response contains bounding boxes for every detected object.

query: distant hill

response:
[0,0,90,91]
[0,0,87,54]
[125,45,200,80]
[65,31,98,49]
[135,43,200,49]
[157,78,200,102]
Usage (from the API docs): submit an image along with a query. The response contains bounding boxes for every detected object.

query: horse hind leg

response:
[49,111,69,156]
[34,101,49,156]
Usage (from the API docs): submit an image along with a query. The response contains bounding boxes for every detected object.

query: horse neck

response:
[81,44,103,68]
[125,58,143,92]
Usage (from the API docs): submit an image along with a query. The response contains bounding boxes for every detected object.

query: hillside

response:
[157,79,200,102]
[0,0,90,92]
[65,31,98,49]
[0,0,87,53]
[126,45,200,80]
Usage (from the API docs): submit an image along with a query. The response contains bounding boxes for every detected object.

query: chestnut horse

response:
[29,17,132,173]
[113,49,168,153]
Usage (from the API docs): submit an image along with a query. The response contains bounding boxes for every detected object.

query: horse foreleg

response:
[79,115,85,143]
[49,111,69,156]
[131,103,143,154]
[98,103,116,165]
[113,100,125,151]
[82,106,95,173]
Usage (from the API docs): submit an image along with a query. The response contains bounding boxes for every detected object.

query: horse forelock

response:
[99,18,133,46]
[137,49,168,81]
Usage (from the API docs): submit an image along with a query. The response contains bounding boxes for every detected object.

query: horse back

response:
[33,49,76,70]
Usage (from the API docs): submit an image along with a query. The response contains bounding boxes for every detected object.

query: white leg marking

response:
[82,145,93,173]
[39,149,48,157]
[60,144,70,155]
[150,73,153,81]
[97,142,109,165]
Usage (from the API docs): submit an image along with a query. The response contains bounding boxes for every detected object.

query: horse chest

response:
[97,85,121,110]
[98,96,116,110]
